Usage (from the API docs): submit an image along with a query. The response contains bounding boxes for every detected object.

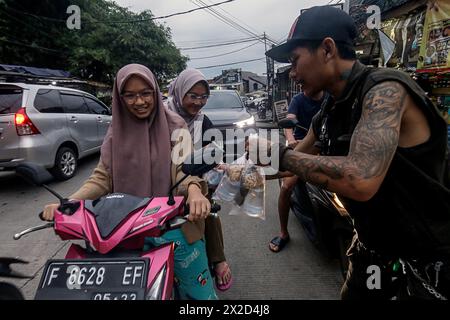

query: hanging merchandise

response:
[381,10,426,68]
[417,0,450,71]
[378,29,396,66]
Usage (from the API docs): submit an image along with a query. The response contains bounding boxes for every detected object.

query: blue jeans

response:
[144,229,218,300]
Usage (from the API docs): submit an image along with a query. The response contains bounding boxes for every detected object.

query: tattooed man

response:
[266,6,450,299]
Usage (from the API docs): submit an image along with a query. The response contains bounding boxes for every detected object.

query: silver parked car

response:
[0,83,111,180]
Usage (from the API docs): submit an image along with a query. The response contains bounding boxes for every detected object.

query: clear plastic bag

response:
[212,155,246,202]
[212,154,266,220]
[212,165,243,201]
[234,164,266,220]
[203,168,224,190]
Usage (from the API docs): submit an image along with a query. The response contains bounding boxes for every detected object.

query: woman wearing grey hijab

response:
[167,68,210,148]
[168,68,233,292]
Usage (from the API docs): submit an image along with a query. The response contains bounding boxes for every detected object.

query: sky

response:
[114,0,337,79]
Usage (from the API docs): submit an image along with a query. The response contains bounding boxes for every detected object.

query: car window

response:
[60,92,90,114]
[84,96,110,115]
[0,87,23,114]
[34,89,64,113]
[203,92,243,109]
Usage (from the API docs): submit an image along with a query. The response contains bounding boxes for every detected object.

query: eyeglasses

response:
[121,90,154,104]
[186,93,209,101]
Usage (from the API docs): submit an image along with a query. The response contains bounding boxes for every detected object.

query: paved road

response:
[0,152,343,300]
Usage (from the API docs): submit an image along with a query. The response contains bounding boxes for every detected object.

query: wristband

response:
[278,143,293,172]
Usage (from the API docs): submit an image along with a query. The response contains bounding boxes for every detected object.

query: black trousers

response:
[341,237,450,300]
[340,240,399,300]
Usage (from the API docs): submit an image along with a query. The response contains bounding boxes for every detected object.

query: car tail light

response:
[15,108,40,136]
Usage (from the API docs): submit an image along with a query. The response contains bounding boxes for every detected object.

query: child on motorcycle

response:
[42,64,218,300]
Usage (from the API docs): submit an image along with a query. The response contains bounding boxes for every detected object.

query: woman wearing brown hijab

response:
[167,68,233,292]
[43,64,218,300]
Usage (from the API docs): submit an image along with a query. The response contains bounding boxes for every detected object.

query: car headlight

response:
[234,116,255,128]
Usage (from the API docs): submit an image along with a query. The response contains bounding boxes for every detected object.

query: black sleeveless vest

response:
[312,61,450,259]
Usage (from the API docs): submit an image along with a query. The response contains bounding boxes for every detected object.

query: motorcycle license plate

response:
[35,258,149,300]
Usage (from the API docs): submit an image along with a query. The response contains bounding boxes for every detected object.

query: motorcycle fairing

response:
[84,193,152,239]
[54,196,184,254]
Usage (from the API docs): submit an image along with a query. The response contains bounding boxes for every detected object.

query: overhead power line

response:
[0,7,55,41]
[190,0,278,46]
[195,57,266,70]
[203,0,266,41]
[196,0,278,45]
[2,0,237,24]
[105,0,238,23]
[179,37,262,50]
[176,36,258,45]
[188,40,260,59]
[0,38,66,54]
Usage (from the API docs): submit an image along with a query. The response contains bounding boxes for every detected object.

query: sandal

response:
[214,263,233,292]
[269,235,290,253]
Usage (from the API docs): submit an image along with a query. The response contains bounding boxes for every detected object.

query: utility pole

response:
[264,32,275,122]
[263,32,267,53]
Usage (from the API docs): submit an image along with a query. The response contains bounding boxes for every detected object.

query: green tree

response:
[0,0,187,83]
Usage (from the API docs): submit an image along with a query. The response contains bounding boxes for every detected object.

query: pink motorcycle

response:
[14,146,221,300]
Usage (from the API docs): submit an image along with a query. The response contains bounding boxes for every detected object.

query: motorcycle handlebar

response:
[13,222,54,240]
[183,202,220,217]
[17,199,220,240]
[13,211,54,240]
[169,202,220,230]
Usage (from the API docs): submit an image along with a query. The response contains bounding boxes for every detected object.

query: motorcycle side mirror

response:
[15,162,65,204]
[181,143,223,176]
[278,118,308,133]
[278,118,299,129]
[16,162,53,186]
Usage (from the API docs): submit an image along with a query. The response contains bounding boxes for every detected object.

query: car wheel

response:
[50,147,77,180]
[301,199,326,245]
[291,184,325,248]
[0,283,24,300]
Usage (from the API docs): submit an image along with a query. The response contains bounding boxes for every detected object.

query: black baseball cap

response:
[266,6,358,63]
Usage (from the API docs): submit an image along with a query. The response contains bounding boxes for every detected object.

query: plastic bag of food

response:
[233,164,266,220]
[212,154,247,201]
[212,164,244,202]
[213,154,266,220]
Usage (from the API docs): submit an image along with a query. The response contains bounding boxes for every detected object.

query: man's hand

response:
[186,184,211,222]
[287,139,299,148]
[246,136,294,173]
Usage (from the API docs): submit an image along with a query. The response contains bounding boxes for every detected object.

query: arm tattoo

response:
[282,81,407,192]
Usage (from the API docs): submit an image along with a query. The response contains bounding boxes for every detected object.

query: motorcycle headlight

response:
[234,116,255,128]
[146,265,167,300]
